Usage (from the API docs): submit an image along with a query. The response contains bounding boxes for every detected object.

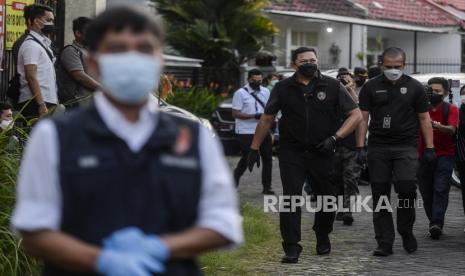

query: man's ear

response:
[29,18,37,27]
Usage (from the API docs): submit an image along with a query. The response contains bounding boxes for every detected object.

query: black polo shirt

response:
[358,74,429,147]
[265,72,357,149]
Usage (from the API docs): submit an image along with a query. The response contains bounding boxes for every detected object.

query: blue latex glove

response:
[103,227,169,262]
[96,249,165,276]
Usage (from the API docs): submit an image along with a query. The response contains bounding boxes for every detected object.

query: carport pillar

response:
[413,31,418,73]
[349,23,353,68]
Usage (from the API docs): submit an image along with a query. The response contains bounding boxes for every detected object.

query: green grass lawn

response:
[200,203,281,275]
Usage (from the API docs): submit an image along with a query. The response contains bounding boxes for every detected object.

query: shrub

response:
[0,120,41,275]
[165,87,222,118]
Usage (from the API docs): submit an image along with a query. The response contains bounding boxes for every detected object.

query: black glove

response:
[254,113,262,120]
[422,148,437,163]
[247,149,260,172]
[356,146,367,166]
[316,135,338,155]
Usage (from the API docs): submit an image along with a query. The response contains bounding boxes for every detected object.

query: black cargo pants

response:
[368,146,418,248]
[279,148,335,253]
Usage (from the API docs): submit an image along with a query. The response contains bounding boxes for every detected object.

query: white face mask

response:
[98,52,162,105]
[460,95,465,104]
[271,80,278,86]
[0,119,13,131]
[383,69,403,81]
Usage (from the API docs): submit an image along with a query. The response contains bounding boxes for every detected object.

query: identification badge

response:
[383,116,391,129]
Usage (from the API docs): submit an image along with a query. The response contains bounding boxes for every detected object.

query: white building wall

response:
[416,32,461,73]
[350,24,365,68]
[64,0,106,44]
[315,22,350,68]
[368,27,414,59]
[270,16,322,67]
[367,27,462,73]
[269,15,356,69]
[266,14,462,73]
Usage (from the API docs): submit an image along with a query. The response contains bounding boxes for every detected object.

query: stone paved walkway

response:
[228,156,465,275]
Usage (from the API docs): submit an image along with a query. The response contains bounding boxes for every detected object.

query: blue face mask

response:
[98,52,161,105]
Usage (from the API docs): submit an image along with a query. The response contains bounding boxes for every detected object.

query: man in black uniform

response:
[357,47,435,256]
[248,47,362,263]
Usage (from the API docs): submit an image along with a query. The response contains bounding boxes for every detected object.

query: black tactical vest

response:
[43,105,202,276]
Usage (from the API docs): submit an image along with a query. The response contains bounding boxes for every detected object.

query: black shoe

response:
[429,225,442,240]
[335,212,344,221]
[262,188,275,195]
[342,213,354,225]
[281,244,302,263]
[373,245,393,256]
[429,224,442,240]
[316,234,331,255]
[402,234,418,253]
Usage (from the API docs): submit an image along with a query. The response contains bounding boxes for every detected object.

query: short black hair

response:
[292,47,318,63]
[428,77,450,92]
[460,84,465,94]
[248,69,262,79]
[73,17,92,34]
[86,6,164,52]
[381,47,406,64]
[0,102,12,112]
[27,4,53,23]
[24,4,33,21]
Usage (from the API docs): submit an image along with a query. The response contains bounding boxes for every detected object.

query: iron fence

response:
[404,61,464,75]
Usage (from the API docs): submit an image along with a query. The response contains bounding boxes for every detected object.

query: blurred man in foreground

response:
[12,6,242,276]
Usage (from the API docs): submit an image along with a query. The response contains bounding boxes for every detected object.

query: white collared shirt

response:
[17,30,58,104]
[232,84,270,134]
[11,92,243,245]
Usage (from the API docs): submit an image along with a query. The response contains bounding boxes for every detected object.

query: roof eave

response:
[266,10,460,33]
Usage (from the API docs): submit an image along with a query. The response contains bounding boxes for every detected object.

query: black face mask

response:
[429,93,444,106]
[249,82,261,90]
[356,78,366,87]
[41,24,55,35]
[298,63,317,78]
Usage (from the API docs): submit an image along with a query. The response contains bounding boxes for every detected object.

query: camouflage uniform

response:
[329,144,361,211]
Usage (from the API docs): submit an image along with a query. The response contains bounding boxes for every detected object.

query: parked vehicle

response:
[150,95,216,138]
[276,69,295,79]
[210,97,280,155]
[209,98,239,154]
